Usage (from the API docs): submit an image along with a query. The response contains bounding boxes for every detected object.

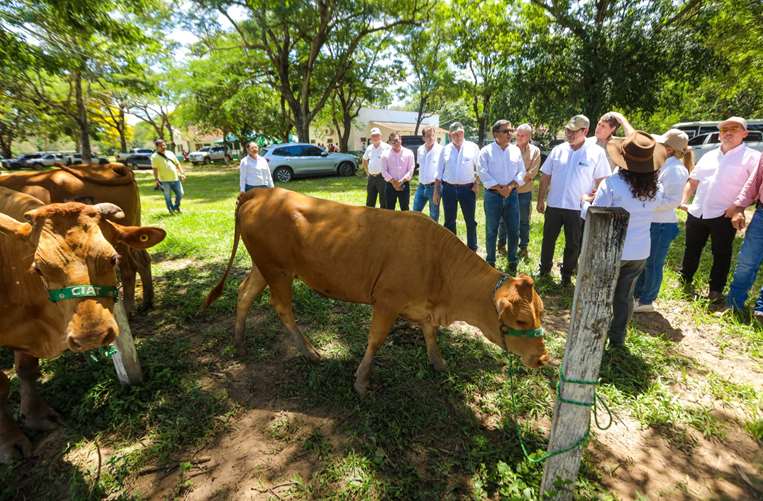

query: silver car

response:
[262,143,357,182]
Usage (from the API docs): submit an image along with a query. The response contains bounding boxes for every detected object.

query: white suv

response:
[189,145,232,165]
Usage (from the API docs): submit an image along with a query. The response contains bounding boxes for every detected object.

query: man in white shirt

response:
[413,126,442,221]
[679,116,761,302]
[536,114,611,286]
[479,120,526,274]
[362,127,390,208]
[239,142,274,191]
[434,122,481,251]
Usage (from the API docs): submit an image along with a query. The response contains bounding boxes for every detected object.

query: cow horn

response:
[94,203,125,220]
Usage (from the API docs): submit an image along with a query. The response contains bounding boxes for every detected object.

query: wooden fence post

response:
[540,206,629,499]
[111,300,144,385]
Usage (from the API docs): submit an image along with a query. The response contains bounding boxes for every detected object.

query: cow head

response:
[493,274,549,368]
[0,202,165,353]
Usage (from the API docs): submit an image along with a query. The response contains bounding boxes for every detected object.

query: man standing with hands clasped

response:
[362,127,390,209]
[478,120,526,274]
[381,132,415,211]
[151,138,187,215]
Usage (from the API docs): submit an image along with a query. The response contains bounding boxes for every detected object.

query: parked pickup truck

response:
[689,131,763,162]
[189,145,231,165]
[117,148,154,162]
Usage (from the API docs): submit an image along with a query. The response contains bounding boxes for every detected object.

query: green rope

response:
[506,357,613,464]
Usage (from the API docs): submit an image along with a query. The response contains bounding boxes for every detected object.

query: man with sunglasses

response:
[679,116,761,303]
[478,120,526,274]
[381,131,415,211]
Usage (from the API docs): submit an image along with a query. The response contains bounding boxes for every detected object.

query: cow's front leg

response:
[421,324,447,372]
[354,306,396,395]
[16,352,60,431]
[0,364,31,464]
[120,259,138,316]
[270,277,321,361]
[135,249,155,311]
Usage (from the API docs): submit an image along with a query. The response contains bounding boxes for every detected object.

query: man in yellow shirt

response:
[151,139,187,214]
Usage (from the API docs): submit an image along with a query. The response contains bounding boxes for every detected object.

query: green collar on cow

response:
[48,285,119,302]
[501,325,544,338]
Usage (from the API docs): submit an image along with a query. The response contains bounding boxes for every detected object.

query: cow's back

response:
[238,188,478,307]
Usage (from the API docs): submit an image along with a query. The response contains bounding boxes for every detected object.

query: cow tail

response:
[203,195,244,309]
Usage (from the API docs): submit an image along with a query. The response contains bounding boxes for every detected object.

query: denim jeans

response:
[727,207,763,312]
[413,183,440,222]
[634,222,680,305]
[498,192,531,249]
[160,180,184,212]
[609,259,647,347]
[442,182,478,251]
[245,184,267,191]
[484,189,519,267]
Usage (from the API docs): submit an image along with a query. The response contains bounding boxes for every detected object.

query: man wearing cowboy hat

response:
[362,127,391,208]
[584,131,665,348]
[679,116,760,303]
[537,114,610,286]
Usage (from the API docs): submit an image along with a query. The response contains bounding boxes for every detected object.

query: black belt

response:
[757,201,763,209]
[419,182,435,187]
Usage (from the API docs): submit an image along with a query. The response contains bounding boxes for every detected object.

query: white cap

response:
[719,116,747,130]
[369,127,382,136]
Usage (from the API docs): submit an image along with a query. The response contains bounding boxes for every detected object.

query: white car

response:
[262,143,357,182]
[27,152,65,167]
[117,148,154,162]
[189,145,231,165]
[689,131,763,162]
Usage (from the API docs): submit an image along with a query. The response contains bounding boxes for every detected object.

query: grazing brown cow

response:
[206,188,548,395]
[0,187,165,463]
[0,164,154,313]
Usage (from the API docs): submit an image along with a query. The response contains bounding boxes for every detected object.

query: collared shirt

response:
[517,143,541,194]
[586,172,664,261]
[362,142,390,175]
[586,135,617,169]
[239,155,274,191]
[688,143,760,219]
[437,141,480,184]
[734,154,763,208]
[477,142,525,189]
[541,141,611,210]
[381,147,415,182]
[151,150,181,182]
[417,143,442,185]
[652,156,689,224]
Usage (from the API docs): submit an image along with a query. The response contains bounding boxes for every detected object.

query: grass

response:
[1,164,761,499]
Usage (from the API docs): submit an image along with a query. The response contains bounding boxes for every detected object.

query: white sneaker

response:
[633,302,655,313]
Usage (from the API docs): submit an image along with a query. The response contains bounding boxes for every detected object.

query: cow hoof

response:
[302,346,321,362]
[353,380,369,396]
[430,358,447,372]
[22,407,61,432]
[0,431,32,464]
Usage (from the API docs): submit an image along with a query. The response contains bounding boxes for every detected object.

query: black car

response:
[7,153,43,169]
[125,154,153,170]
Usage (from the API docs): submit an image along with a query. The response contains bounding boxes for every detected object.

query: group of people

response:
[360,114,763,348]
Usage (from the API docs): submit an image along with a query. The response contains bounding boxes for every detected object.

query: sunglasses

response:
[498,129,512,134]
[719,126,743,133]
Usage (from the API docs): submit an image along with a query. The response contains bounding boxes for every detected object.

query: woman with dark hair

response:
[583,131,665,348]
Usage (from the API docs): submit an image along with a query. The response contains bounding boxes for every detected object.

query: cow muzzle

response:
[67,326,117,352]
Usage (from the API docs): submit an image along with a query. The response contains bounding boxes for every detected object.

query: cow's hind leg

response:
[269,276,321,361]
[0,358,32,464]
[234,265,269,353]
[16,352,60,431]
[354,305,396,395]
[119,254,138,315]
[421,324,447,372]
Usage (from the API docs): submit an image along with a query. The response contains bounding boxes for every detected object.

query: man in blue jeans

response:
[151,139,187,214]
[413,126,442,221]
[726,154,763,319]
[434,122,480,251]
[478,120,526,274]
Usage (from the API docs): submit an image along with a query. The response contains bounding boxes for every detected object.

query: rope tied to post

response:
[507,357,613,464]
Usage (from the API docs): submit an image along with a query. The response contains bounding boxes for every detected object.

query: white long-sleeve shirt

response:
[652,157,689,224]
[437,141,480,184]
[239,155,274,191]
[477,142,526,189]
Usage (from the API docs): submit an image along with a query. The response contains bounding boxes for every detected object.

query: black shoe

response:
[175,208,182,214]
[519,247,529,261]
[508,263,518,276]
[561,276,573,288]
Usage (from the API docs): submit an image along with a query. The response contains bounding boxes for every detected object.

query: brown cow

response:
[0,163,154,313]
[206,188,548,395]
[0,187,165,463]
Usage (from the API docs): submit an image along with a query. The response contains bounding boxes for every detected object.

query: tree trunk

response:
[118,107,128,153]
[295,111,310,143]
[0,124,12,158]
[414,95,429,136]
[74,71,92,163]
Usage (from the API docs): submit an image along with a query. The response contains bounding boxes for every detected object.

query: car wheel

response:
[337,161,355,177]
[273,166,293,183]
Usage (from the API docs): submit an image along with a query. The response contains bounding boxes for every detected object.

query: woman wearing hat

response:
[633,130,693,312]
[583,131,665,348]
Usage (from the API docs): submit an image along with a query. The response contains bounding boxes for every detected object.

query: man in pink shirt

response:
[381,132,415,211]
[726,153,763,318]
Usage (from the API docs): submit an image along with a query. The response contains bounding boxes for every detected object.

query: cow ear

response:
[0,212,34,239]
[495,295,513,318]
[102,220,166,249]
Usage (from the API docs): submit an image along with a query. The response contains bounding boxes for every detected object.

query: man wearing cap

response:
[362,128,390,208]
[413,126,442,221]
[434,122,481,251]
[478,120,526,273]
[583,131,664,348]
[151,138,187,214]
[381,131,415,211]
[725,147,763,318]
[537,114,611,286]
[679,116,760,303]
